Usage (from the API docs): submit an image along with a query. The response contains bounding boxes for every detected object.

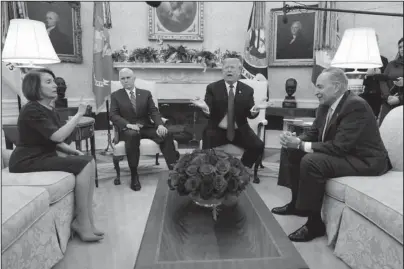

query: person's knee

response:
[300,153,324,176]
[124,130,140,142]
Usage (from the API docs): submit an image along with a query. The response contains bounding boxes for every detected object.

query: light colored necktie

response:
[322,107,333,142]
[130,90,136,113]
[227,85,235,141]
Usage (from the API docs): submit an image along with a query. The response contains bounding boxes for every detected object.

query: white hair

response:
[321,67,348,92]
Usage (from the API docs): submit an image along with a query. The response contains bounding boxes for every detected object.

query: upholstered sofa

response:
[1,149,75,269]
[322,105,403,269]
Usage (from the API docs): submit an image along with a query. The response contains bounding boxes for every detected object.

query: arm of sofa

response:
[2,149,13,169]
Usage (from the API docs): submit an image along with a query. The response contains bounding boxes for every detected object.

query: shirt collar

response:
[47,26,55,34]
[125,87,135,94]
[225,81,237,90]
[330,93,344,111]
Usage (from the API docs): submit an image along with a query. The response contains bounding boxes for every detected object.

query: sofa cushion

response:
[1,186,49,252]
[2,169,75,205]
[343,171,403,244]
[325,176,359,202]
[380,106,403,172]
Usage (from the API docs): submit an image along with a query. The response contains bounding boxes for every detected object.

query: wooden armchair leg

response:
[253,154,262,184]
[155,153,160,165]
[113,156,122,185]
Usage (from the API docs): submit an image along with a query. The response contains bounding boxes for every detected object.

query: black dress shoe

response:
[288,222,326,242]
[271,203,310,217]
[130,174,141,191]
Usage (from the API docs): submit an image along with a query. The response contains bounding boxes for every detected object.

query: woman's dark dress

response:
[9,101,92,175]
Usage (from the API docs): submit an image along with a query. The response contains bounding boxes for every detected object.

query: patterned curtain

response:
[313,1,339,53]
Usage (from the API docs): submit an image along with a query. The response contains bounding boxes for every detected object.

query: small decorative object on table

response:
[168,149,253,221]
[282,78,297,108]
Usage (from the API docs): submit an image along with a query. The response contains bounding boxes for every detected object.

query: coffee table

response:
[134,178,309,269]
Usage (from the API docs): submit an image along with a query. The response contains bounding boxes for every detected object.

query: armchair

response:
[199,79,268,183]
[110,79,179,185]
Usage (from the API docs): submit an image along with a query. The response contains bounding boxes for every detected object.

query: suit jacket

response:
[110,87,163,134]
[203,80,258,129]
[299,91,390,175]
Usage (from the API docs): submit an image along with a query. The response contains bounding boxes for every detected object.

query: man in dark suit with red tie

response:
[191,56,271,172]
[110,68,178,191]
[272,67,391,242]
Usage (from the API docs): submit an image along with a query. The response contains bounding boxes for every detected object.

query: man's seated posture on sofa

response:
[272,67,391,242]
[110,68,178,192]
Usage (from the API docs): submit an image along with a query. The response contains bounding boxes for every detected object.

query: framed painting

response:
[268,7,317,66]
[148,2,204,41]
[26,1,82,63]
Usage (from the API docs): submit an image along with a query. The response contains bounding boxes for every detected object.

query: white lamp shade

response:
[2,19,60,65]
[331,28,382,69]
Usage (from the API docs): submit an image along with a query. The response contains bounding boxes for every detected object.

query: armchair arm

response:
[257,119,268,142]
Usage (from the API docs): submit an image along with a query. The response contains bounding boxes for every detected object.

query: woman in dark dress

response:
[9,69,104,242]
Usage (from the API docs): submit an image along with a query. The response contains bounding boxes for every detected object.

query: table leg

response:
[86,139,89,153]
[90,134,98,188]
[75,140,81,151]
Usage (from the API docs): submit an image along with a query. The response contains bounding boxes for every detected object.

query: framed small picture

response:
[148,2,204,41]
[26,1,82,63]
[268,7,317,66]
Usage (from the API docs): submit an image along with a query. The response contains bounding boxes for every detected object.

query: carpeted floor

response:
[54,148,349,269]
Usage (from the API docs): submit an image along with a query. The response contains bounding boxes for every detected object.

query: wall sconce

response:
[331,27,382,94]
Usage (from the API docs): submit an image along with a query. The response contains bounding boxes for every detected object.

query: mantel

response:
[113,62,222,70]
[112,62,223,101]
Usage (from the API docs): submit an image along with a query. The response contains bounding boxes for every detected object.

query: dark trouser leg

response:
[202,125,227,150]
[296,152,368,212]
[232,127,264,168]
[277,147,307,203]
[272,147,309,216]
[121,129,141,174]
[140,127,178,169]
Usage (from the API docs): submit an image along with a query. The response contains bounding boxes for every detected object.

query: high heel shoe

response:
[71,221,104,242]
[92,227,104,237]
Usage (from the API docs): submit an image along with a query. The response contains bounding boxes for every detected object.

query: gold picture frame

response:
[148,2,204,41]
[268,7,318,66]
[26,1,82,63]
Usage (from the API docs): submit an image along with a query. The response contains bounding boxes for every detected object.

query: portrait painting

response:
[26,1,82,63]
[149,2,204,41]
[268,7,317,66]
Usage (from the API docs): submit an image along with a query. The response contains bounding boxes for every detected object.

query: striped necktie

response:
[130,90,136,113]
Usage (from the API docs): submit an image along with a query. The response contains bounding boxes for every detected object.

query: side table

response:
[283,117,315,136]
[67,116,99,187]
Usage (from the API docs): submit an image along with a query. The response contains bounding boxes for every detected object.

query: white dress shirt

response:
[125,87,136,99]
[218,81,239,129]
[47,26,55,35]
[301,93,344,153]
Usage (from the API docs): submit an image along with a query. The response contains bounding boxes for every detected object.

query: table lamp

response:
[2,19,60,109]
[331,27,382,95]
